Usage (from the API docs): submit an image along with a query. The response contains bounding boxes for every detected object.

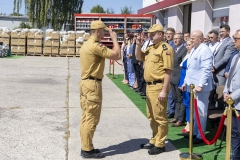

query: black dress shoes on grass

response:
[148,146,166,155]
[140,143,154,149]
[193,138,204,144]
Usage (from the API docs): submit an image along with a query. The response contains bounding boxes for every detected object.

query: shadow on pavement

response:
[101,138,177,157]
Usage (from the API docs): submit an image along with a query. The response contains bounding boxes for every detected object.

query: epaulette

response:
[162,44,168,51]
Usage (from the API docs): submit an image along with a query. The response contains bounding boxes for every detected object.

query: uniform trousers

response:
[231,110,240,160]
[193,91,210,139]
[146,83,168,148]
[79,79,102,151]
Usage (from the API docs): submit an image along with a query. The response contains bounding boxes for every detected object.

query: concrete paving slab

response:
[0,57,180,160]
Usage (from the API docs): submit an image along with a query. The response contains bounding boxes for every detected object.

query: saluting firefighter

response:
[79,20,121,159]
[135,24,174,155]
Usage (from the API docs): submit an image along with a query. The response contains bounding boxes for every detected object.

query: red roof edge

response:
[138,0,189,14]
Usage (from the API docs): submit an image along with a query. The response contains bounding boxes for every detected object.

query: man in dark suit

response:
[165,27,176,118]
[169,33,187,126]
[223,29,240,160]
[212,25,237,86]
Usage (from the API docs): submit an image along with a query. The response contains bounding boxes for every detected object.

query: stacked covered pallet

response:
[11,29,27,56]
[75,31,86,56]
[43,29,60,56]
[0,27,11,46]
[27,29,43,56]
[60,31,76,57]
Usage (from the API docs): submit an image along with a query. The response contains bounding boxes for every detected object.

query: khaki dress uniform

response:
[79,35,111,151]
[142,40,174,148]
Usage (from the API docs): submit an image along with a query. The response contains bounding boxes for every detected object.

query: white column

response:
[153,11,164,26]
[168,6,183,32]
[229,0,240,36]
[191,0,213,35]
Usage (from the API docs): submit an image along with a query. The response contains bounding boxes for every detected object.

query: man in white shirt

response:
[208,30,220,54]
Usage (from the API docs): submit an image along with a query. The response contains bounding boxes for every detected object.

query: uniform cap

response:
[90,20,109,31]
[147,24,164,33]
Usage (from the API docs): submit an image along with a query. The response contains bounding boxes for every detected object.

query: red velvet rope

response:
[194,98,226,145]
[115,60,123,66]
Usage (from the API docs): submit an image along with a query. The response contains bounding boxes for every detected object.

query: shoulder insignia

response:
[98,43,104,47]
[166,51,171,55]
[162,44,168,51]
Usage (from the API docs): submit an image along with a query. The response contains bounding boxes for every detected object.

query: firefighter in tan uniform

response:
[79,20,121,159]
[135,24,174,155]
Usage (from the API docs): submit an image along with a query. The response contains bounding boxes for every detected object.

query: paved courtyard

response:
[0,57,180,160]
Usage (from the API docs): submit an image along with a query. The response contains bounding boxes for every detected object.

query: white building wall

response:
[191,0,213,35]
[0,16,29,30]
[142,0,162,8]
[168,6,183,32]
[229,0,240,36]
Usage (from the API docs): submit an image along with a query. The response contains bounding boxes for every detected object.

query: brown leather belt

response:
[146,80,163,85]
[82,77,102,81]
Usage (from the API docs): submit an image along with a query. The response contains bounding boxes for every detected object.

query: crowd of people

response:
[78,19,240,159]
[120,24,240,159]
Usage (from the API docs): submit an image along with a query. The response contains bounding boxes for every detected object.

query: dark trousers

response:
[167,89,175,115]
[138,63,146,94]
[133,63,141,85]
[231,110,240,160]
[171,84,185,122]
[123,58,128,81]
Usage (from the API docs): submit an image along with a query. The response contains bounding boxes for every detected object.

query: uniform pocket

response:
[151,54,160,62]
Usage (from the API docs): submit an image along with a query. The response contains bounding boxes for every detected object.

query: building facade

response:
[139,0,240,35]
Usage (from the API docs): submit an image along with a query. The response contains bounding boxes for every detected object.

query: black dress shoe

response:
[140,143,154,149]
[184,134,197,139]
[81,149,105,159]
[193,138,204,144]
[167,113,174,118]
[140,92,146,96]
[81,149,100,153]
[134,88,140,92]
[148,146,165,155]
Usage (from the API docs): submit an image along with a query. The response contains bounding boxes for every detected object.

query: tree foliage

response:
[121,6,133,14]
[90,5,105,13]
[18,22,32,29]
[105,8,115,14]
[10,12,23,16]
[13,0,84,30]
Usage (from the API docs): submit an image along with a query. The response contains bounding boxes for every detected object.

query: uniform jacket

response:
[214,37,237,76]
[223,52,240,110]
[170,45,187,85]
[185,43,213,92]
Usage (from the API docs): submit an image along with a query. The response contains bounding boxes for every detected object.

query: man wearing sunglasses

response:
[223,29,240,160]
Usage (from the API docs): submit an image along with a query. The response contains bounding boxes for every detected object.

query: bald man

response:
[182,30,213,144]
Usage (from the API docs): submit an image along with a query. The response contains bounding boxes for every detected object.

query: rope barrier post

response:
[112,60,115,79]
[179,84,203,160]
[109,60,112,75]
[225,97,234,160]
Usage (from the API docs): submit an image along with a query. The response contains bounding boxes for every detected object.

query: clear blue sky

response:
[1,0,143,15]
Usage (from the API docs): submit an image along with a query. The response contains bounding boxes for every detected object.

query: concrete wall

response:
[191,0,213,35]
[229,0,240,36]
[0,16,29,30]
[168,6,183,32]
[142,0,162,8]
